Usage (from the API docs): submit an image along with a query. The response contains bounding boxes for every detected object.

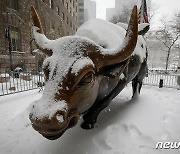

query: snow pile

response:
[0,85,180,154]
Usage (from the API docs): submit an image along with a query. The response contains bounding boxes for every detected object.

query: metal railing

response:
[0,71,44,96]
[143,71,180,89]
[0,69,180,96]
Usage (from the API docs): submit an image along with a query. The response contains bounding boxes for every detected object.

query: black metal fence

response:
[0,70,44,96]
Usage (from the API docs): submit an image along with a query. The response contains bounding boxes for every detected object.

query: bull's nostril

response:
[56,113,64,123]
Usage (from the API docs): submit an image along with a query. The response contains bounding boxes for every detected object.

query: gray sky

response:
[151,0,180,29]
[92,0,115,19]
[93,0,180,29]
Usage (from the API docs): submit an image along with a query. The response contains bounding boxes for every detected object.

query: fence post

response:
[159,79,163,88]
[177,67,180,87]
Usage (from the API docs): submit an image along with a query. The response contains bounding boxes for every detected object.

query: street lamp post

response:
[5,12,13,71]
[5,25,13,71]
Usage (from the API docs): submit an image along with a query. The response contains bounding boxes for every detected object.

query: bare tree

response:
[110,2,159,24]
[109,5,132,24]
[149,3,160,23]
[155,15,180,70]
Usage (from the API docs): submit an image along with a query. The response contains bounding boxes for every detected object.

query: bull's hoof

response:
[81,122,94,129]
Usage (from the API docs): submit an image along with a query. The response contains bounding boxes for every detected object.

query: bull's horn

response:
[92,5,138,69]
[30,6,53,56]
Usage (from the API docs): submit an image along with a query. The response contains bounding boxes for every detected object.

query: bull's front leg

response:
[81,77,127,129]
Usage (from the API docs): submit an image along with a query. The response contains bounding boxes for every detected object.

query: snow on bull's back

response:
[75,19,125,49]
[76,18,146,61]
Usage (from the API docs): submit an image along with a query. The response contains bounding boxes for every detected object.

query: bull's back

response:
[75,19,125,49]
[76,19,146,63]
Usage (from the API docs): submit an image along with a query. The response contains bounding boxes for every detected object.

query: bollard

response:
[159,79,163,88]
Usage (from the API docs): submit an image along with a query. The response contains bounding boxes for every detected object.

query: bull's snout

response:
[29,109,80,140]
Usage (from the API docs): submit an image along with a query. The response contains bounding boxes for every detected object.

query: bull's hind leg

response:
[132,59,147,98]
[132,77,142,98]
[81,78,127,129]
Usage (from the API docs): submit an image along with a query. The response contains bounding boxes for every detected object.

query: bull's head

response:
[29,6,138,140]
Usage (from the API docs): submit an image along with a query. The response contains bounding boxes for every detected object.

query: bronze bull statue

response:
[29,5,148,140]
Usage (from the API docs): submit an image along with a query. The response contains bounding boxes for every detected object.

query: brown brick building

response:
[0,0,78,72]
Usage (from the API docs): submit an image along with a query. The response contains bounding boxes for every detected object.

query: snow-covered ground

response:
[0,85,180,154]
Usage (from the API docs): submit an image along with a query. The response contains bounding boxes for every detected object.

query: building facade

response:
[106,0,151,21]
[77,0,84,26]
[84,0,96,22]
[106,8,116,21]
[0,0,78,72]
[77,0,96,27]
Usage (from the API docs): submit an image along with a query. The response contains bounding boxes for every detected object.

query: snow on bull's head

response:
[29,6,138,140]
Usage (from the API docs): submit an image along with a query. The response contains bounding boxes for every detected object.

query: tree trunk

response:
[165,49,171,71]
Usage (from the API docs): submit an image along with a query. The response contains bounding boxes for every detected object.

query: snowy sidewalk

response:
[0,85,180,154]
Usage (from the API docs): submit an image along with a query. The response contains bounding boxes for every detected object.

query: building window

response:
[62,0,64,4]
[49,0,53,9]
[79,8,84,12]
[70,7,72,15]
[62,12,65,20]
[66,2,68,9]
[79,22,83,25]
[56,7,60,15]
[49,20,54,29]
[9,26,21,51]
[6,0,18,10]
[79,16,84,20]
[70,21,72,27]
[78,3,83,6]
[67,17,69,25]
[73,0,75,8]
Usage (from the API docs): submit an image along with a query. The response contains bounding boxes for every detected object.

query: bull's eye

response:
[79,72,94,86]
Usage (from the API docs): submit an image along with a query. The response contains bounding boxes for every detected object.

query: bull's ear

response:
[30,6,53,56]
[138,23,150,35]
